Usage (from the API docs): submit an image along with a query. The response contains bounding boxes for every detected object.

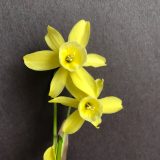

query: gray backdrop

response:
[0,0,160,160]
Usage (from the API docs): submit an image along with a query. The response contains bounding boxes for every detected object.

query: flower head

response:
[59,42,87,72]
[23,20,107,98]
[49,79,123,134]
[78,96,103,123]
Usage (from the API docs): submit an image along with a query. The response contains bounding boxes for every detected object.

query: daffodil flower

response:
[23,20,106,98]
[49,78,123,134]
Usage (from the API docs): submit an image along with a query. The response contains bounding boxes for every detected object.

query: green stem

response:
[60,107,71,158]
[53,103,57,146]
[56,136,63,160]
[54,106,71,159]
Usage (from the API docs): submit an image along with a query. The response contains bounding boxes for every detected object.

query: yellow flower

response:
[43,146,56,160]
[49,78,123,134]
[23,20,107,98]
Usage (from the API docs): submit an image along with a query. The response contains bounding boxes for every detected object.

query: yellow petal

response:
[43,146,56,160]
[45,25,65,52]
[70,68,97,97]
[95,79,104,98]
[49,67,68,98]
[66,76,87,100]
[83,53,107,67]
[99,96,123,114]
[49,96,79,108]
[23,50,60,71]
[91,117,102,128]
[68,20,90,48]
[62,110,84,134]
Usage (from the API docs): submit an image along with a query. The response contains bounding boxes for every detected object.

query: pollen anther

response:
[85,102,95,110]
[65,55,73,63]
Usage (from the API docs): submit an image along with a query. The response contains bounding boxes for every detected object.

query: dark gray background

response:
[0,0,160,160]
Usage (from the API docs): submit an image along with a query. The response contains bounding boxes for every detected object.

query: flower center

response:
[78,96,103,122]
[59,42,87,72]
[85,102,95,110]
[65,55,74,63]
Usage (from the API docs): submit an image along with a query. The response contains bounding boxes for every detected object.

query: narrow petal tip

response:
[48,99,54,103]
[47,25,52,29]
[68,19,91,48]
[91,117,102,129]
[45,25,65,52]
[100,96,123,114]
[84,54,107,68]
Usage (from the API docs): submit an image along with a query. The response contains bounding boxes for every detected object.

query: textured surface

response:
[0,0,160,160]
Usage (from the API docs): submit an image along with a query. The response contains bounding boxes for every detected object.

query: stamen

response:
[85,102,95,110]
[65,55,73,63]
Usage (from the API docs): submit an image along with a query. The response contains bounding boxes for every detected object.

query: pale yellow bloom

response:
[49,79,123,134]
[23,20,107,98]
[43,146,56,160]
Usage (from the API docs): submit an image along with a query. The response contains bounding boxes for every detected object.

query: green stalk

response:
[60,107,71,158]
[53,103,57,146]
[56,136,63,160]
[54,105,71,159]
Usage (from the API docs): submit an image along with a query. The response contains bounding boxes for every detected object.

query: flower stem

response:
[56,136,63,160]
[53,103,57,146]
[54,105,71,159]
[60,107,71,159]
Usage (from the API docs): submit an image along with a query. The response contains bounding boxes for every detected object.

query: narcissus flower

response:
[49,78,123,134]
[23,20,106,98]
